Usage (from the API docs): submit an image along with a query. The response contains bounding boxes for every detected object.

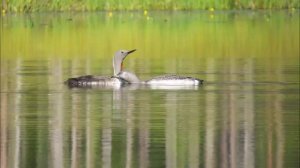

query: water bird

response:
[146,74,203,85]
[66,49,204,88]
[65,49,137,87]
[117,57,203,86]
[118,72,203,86]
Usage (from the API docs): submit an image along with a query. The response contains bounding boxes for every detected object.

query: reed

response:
[1,0,299,13]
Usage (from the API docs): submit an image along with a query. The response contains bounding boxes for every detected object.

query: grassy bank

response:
[1,0,299,13]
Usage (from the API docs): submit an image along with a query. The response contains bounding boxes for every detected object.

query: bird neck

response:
[113,57,122,76]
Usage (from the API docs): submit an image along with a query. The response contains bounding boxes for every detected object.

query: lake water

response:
[1,11,299,168]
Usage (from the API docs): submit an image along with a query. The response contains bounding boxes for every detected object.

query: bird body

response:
[65,49,136,87]
[145,74,203,85]
[65,49,204,88]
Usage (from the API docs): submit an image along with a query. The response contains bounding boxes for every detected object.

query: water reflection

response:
[102,93,112,168]
[205,58,216,168]
[5,55,300,167]
[2,56,298,167]
[243,59,254,168]
[49,59,64,168]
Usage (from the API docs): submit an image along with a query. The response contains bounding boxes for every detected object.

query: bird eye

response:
[121,51,124,54]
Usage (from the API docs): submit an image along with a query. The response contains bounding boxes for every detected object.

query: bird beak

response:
[121,49,136,70]
[127,49,136,54]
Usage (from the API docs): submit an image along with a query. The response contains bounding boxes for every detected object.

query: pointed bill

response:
[127,49,136,54]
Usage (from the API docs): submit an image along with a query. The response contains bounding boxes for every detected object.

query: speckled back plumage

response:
[65,75,128,88]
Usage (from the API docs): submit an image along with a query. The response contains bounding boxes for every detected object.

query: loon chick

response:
[65,49,136,88]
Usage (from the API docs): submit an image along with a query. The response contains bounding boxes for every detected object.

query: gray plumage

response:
[65,49,136,88]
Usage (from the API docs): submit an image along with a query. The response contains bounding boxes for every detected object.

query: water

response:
[1,11,299,168]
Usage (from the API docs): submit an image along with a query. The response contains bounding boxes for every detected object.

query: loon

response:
[66,49,203,88]
[117,72,203,86]
[146,74,203,85]
[65,49,137,87]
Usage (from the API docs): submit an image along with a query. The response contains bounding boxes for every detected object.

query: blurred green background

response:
[1,0,299,13]
[1,7,299,168]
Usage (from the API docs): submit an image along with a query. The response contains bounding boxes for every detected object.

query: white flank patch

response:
[147,79,199,86]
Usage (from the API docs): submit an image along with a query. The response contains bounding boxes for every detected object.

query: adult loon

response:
[118,72,203,86]
[65,49,136,87]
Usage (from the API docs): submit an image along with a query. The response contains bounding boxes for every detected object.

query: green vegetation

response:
[1,0,299,13]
